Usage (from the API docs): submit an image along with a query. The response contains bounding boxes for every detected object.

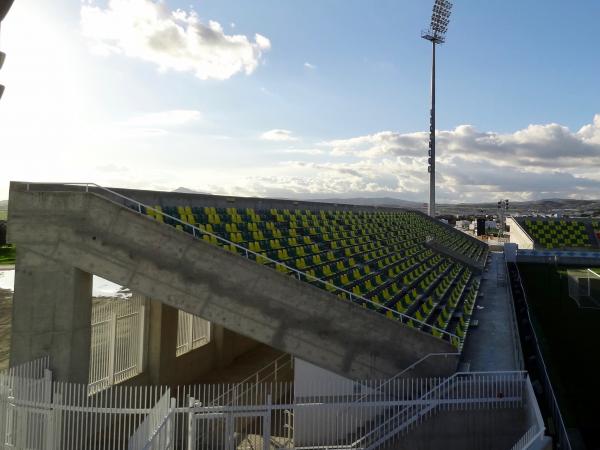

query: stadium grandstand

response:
[0,182,557,450]
[0,0,592,446]
[514,218,599,250]
[502,215,600,449]
[146,197,486,348]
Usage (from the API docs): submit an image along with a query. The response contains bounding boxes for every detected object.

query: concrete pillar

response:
[10,247,92,383]
[146,299,178,385]
[213,325,230,370]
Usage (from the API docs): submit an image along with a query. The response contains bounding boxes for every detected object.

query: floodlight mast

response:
[422,0,452,217]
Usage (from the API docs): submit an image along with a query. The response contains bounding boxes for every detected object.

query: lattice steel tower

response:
[422,0,453,217]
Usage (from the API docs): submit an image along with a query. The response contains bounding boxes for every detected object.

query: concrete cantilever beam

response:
[7,182,457,382]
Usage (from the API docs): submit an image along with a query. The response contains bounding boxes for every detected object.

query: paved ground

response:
[461,251,521,371]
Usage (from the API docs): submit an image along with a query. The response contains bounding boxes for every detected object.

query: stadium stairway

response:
[7,183,460,381]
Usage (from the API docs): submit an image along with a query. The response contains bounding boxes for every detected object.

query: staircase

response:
[333,371,526,450]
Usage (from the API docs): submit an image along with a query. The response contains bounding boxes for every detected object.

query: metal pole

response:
[429,41,436,218]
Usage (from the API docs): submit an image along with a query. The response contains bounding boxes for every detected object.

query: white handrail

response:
[346,351,460,409]
[207,353,293,408]
[360,370,529,450]
[17,182,460,342]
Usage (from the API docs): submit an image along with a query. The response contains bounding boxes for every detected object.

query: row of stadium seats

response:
[149,205,487,263]
[144,204,485,348]
[520,218,596,249]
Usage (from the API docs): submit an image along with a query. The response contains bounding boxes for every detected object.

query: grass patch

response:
[0,246,15,265]
[518,263,600,448]
[0,210,6,221]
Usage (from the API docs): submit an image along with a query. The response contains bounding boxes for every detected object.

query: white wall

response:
[506,217,534,250]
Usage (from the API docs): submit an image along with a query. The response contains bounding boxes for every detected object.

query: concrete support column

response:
[146,299,178,385]
[10,247,93,383]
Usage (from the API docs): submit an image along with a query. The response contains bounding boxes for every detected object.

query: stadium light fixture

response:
[0,50,4,100]
[421,0,453,217]
[0,0,17,101]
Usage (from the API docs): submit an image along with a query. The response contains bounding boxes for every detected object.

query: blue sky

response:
[1,0,600,202]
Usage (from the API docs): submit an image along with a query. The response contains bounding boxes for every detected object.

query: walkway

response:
[461,251,521,371]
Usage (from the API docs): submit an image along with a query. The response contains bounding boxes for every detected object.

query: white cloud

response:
[306,115,600,201]
[304,62,316,70]
[80,0,271,80]
[322,115,600,168]
[324,131,426,158]
[261,129,299,142]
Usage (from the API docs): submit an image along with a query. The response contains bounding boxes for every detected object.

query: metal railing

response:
[236,353,292,386]
[503,260,525,371]
[176,311,211,357]
[508,262,572,450]
[345,351,460,409]
[201,353,293,410]
[128,390,176,450]
[185,371,532,450]
[510,426,545,450]
[0,358,542,450]
[18,182,460,343]
[355,370,531,450]
[509,372,547,450]
[89,294,147,394]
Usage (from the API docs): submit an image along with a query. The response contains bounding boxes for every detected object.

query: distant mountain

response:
[314,197,425,209]
[166,190,600,215]
[173,187,211,195]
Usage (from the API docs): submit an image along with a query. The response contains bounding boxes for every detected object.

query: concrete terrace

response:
[461,251,521,371]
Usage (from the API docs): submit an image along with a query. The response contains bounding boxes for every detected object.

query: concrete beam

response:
[8,183,457,379]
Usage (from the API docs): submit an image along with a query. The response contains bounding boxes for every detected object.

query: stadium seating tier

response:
[519,218,598,250]
[145,204,487,349]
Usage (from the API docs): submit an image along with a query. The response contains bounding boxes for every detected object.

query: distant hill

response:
[0,200,7,209]
[167,191,600,215]
[173,187,211,195]
[314,197,425,209]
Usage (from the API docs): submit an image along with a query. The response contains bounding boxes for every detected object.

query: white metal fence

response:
[129,390,176,450]
[89,294,213,392]
[89,294,148,394]
[0,357,53,449]
[0,358,543,450]
[176,312,211,357]
[509,373,547,450]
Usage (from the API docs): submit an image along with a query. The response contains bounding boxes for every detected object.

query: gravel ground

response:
[0,288,12,370]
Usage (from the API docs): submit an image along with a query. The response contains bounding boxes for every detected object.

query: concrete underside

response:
[7,184,457,381]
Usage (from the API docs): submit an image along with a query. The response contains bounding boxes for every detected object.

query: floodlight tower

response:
[422,0,453,217]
